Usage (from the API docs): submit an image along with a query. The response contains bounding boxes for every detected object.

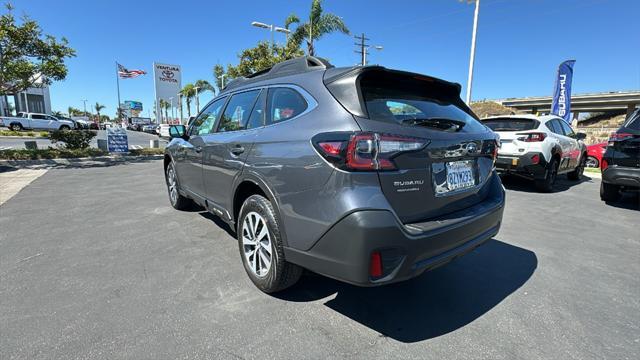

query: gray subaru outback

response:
[164,56,505,293]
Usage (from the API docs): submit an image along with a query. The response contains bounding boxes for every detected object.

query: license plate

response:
[433,160,476,195]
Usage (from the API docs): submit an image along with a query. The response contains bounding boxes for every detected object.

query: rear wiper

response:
[401,117,466,131]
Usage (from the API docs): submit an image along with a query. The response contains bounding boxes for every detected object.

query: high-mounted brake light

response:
[516,132,547,142]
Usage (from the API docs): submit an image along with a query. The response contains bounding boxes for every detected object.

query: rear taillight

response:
[531,154,540,164]
[608,132,632,146]
[315,132,426,171]
[516,132,547,142]
[601,159,608,171]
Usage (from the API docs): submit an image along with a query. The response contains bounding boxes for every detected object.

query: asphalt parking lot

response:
[1,160,638,359]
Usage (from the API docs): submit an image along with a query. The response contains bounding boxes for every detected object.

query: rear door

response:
[202,89,262,214]
[29,114,49,130]
[546,119,572,169]
[353,70,498,223]
[557,120,581,169]
[175,97,226,198]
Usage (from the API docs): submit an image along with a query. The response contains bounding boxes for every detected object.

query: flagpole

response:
[115,61,122,124]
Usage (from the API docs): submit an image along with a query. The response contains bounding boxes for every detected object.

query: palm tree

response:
[95,103,105,122]
[159,99,171,122]
[285,0,349,56]
[180,83,196,118]
[194,79,214,113]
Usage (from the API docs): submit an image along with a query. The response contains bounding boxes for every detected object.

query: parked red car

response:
[586,142,607,168]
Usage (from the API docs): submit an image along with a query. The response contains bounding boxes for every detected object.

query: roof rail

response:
[223,56,334,91]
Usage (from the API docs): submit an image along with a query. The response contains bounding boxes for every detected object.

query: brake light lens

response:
[601,159,608,171]
[516,132,547,142]
[315,132,426,171]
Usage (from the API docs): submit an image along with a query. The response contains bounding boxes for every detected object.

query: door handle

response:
[195,146,202,153]
[230,145,245,155]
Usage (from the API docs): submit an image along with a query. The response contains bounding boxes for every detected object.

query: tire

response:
[567,154,586,181]
[165,162,193,210]
[585,156,599,168]
[59,125,71,131]
[238,194,302,293]
[535,157,559,192]
[9,123,23,131]
[600,182,621,202]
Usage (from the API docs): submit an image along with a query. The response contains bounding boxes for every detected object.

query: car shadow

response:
[0,155,162,171]
[198,211,236,238]
[275,239,537,343]
[500,173,591,193]
[604,192,640,210]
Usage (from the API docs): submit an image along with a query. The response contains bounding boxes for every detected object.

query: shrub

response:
[49,130,97,149]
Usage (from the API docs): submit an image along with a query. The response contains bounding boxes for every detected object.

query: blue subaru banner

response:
[107,127,129,153]
[550,60,576,124]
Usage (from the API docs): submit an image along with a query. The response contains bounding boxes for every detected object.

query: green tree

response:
[223,41,304,82]
[0,3,76,95]
[52,110,63,118]
[180,83,196,117]
[94,102,105,122]
[194,79,214,113]
[285,0,349,56]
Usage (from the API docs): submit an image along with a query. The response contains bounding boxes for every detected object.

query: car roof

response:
[482,114,562,123]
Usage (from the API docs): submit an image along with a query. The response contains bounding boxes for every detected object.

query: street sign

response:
[106,127,129,153]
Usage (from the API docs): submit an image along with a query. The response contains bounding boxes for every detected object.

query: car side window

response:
[559,120,575,137]
[546,119,561,135]
[188,97,226,136]
[217,89,261,132]
[46,115,57,120]
[266,87,308,126]
[246,90,267,129]
[31,114,46,120]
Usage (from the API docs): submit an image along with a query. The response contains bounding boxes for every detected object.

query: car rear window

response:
[623,109,640,130]
[359,71,485,133]
[482,118,539,131]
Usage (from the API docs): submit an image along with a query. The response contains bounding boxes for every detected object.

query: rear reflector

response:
[531,154,540,164]
[318,141,343,156]
[369,251,383,278]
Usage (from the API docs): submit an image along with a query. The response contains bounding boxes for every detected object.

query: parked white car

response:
[0,112,75,131]
[157,124,172,138]
[481,115,588,192]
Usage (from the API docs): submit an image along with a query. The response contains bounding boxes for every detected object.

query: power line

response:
[354,33,370,66]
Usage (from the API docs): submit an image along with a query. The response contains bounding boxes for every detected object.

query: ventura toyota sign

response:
[153,62,182,122]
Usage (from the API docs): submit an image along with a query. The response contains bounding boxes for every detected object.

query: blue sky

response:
[13,0,640,118]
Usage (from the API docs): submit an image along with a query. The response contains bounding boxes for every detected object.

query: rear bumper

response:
[284,173,505,286]
[602,166,640,188]
[495,152,547,179]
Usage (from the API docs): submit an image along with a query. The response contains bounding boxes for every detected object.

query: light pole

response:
[178,93,183,124]
[169,96,174,123]
[81,99,88,116]
[251,21,290,49]
[219,74,227,89]
[194,86,200,114]
[464,0,480,104]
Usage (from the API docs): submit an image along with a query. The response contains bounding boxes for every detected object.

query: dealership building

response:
[0,86,52,116]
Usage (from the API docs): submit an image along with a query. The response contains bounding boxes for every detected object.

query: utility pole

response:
[355,33,369,66]
[81,99,88,116]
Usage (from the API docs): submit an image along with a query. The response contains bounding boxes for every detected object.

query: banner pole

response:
[115,61,122,126]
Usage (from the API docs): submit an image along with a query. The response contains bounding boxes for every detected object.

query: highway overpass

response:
[496,91,640,118]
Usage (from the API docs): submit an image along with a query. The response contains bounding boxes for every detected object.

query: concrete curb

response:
[0,154,163,171]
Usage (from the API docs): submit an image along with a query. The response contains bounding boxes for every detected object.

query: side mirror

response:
[169,124,187,139]
[575,132,586,140]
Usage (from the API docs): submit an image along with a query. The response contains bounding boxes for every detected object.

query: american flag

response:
[118,63,146,78]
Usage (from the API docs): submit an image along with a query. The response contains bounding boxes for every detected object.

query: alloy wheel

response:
[167,165,178,205]
[242,211,273,277]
